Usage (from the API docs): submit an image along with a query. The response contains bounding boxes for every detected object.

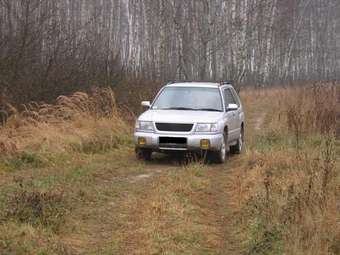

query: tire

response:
[210,132,227,164]
[230,127,244,154]
[135,148,152,161]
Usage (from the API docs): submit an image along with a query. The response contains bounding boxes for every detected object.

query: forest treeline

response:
[0,0,339,107]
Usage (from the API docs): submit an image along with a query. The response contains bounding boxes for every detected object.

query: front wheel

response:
[210,133,227,164]
[230,127,244,154]
[135,148,152,161]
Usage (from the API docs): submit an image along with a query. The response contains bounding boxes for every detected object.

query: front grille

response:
[156,123,193,132]
[159,137,187,149]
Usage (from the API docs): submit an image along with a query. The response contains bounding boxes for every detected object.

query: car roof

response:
[165,82,233,89]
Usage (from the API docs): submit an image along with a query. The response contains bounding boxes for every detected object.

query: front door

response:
[223,88,239,142]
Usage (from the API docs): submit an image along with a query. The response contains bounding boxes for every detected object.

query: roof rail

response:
[167,80,234,85]
[167,80,197,85]
[219,81,233,86]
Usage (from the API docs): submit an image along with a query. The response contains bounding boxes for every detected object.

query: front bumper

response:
[134,131,223,151]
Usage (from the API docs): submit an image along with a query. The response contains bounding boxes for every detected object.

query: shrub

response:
[1,188,69,232]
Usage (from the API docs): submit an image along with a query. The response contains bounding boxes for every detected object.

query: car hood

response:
[138,110,223,123]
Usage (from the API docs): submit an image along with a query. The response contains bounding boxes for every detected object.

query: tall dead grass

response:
[284,84,337,150]
[239,83,339,255]
[0,88,130,160]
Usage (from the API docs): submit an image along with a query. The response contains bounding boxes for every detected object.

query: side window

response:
[223,89,236,108]
[230,88,241,107]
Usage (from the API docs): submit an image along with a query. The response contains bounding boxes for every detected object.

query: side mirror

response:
[226,103,238,112]
[141,101,151,108]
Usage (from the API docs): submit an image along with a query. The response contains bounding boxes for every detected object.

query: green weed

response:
[0,222,69,255]
[1,151,47,172]
[245,219,283,255]
[0,187,69,232]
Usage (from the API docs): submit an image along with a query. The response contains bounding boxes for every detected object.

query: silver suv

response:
[134,81,245,163]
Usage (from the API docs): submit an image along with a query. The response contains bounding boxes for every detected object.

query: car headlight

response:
[135,121,154,132]
[195,123,218,133]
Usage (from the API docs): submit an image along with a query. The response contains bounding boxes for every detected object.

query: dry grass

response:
[118,163,224,254]
[0,83,338,254]
[1,188,69,231]
[0,89,131,254]
[237,83,340,255]
[0,88,130,162]
[0,223,69,254]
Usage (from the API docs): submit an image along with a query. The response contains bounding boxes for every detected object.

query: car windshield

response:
[152,87,223,112]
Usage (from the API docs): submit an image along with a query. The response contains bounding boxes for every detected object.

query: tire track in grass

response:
[59,152,176,254]
[210,162,240,255]
[62,91,267,254]
[115,93,268,254]
[115,156,246,254]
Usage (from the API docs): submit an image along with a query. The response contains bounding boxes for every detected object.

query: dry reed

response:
[0,88,129,158]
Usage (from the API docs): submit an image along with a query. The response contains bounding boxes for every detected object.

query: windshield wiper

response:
[161,107,195,111]
[195,108,223,112]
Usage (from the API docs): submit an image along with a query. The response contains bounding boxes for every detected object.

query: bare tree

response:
[0,0,339,107]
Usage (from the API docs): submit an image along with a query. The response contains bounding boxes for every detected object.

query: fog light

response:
[200,139,210,150]
[138,137,147,146]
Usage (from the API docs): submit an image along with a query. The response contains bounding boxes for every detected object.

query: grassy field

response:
[0,85,339,255]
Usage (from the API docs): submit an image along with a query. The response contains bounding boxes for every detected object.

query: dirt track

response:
[0,92,268,254]
[61,109,267,254]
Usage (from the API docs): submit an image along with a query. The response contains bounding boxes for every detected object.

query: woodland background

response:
[0,0,339,108]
